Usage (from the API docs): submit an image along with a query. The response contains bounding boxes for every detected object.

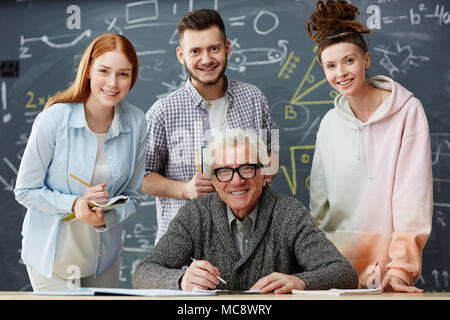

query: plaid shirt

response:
[145,78,276,244]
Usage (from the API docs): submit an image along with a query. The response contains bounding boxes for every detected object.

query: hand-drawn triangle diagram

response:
[289,54,336,106]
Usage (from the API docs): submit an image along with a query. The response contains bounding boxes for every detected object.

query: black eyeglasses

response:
[213,163,262,182]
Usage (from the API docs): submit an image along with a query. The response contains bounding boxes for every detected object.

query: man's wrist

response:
[180,181,192,200]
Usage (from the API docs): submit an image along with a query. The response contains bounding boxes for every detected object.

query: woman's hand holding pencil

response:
[69,174,109,205]
[68,174,107,226]
[81,182,109,205]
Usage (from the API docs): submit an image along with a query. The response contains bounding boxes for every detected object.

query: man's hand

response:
[250,272,306,294]
[180,260,221,291]
[183,173,215,200]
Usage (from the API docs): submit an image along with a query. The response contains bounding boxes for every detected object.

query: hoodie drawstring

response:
[356,121,373,180]
[366,124,373,180]
[356,121,361,161]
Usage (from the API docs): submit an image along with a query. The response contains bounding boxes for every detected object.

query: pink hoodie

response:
[309,75,433,288]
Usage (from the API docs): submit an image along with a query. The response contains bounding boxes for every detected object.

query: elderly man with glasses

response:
[132,129,358,293]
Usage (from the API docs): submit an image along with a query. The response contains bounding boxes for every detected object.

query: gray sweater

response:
[132,187,358,290]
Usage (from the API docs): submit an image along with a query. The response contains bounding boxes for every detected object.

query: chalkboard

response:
[1,0,449,292]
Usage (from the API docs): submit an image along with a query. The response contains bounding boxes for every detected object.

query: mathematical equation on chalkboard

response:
[367,1,449,28]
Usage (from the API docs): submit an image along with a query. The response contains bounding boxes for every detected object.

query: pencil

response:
[62,174,93,222]
[195,151,202,174]
[69,173,92,188]
[190,257,227,285]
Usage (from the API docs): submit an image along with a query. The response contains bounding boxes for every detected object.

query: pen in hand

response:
[190,257,227,285]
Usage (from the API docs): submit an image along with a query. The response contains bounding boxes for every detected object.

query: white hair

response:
[203,128,270,177]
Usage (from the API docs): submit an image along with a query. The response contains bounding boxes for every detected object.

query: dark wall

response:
[1,0,449,291]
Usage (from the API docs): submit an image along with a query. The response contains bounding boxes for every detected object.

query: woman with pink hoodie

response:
[307,0,433,293]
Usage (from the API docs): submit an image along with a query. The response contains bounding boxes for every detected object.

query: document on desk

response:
[192,287,260,294]
[34,287,216,297]
[292,288,382,295]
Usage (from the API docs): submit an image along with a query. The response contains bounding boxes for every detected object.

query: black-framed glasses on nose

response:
[213,163,262,183]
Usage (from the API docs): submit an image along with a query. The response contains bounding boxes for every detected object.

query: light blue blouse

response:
[14,102,147,278]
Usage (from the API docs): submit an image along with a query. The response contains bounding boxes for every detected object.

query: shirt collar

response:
[110,103,125,136]
[226,201,259,232]
[69,103,87,128]
[69,102,128,137]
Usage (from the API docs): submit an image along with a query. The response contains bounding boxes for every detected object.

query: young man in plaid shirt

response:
[143,9,278,244]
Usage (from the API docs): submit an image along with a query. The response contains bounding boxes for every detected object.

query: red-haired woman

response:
[15,34,146,291]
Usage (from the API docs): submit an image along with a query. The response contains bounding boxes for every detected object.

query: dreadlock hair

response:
[306,0,372,63]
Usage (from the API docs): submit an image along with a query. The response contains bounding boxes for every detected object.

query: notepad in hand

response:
[292,288,382,295]
[91,195,129,210]
[61,195,129,221]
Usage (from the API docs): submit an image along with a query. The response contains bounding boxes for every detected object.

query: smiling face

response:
[176,26,230,91]
[212,143,265,220]
[320,42,370,97]
[86,49,133,110]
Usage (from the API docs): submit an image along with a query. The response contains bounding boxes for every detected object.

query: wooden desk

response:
[1,291,450,300]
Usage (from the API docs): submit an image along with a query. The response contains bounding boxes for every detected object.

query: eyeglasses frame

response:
[212,163,263,183]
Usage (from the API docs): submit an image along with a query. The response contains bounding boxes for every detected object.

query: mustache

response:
[184,57,228,86]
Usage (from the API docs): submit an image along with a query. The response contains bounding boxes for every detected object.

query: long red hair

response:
[44,33,138,109]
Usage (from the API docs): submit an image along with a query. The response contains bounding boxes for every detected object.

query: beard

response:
[185,57,228,86]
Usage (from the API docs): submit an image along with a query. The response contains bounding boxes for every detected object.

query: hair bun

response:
[306,0,371,43]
